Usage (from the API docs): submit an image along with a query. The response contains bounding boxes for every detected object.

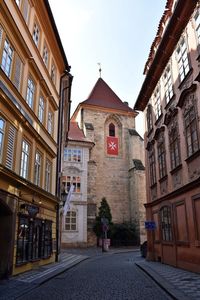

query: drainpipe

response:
[55,69,73,262]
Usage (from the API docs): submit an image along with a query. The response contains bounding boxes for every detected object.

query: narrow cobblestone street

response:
[15,251,171,300]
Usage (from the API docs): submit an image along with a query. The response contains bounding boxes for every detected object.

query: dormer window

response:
[109,123,115,136]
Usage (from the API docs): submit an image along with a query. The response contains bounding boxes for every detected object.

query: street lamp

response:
[61,190,68,208]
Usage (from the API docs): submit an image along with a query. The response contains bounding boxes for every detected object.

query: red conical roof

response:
[81,78,133,112]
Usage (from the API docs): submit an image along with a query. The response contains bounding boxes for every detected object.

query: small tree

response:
[93,197,112,238]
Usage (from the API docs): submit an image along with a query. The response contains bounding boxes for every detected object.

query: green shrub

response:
[93,197,112,238]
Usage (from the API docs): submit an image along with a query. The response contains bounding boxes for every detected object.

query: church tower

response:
[71,77,146,245]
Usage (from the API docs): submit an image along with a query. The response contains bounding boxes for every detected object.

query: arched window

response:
[109,123,115,136]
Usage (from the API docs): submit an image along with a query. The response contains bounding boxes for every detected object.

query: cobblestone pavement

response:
[136,260,200,300]
[0,247,200,299]
[16,252,171,300]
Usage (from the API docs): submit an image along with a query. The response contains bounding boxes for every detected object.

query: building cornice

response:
[145,175,200,208]
[134,0,198,111]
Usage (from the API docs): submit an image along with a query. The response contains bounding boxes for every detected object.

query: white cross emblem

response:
[108,141,117,150]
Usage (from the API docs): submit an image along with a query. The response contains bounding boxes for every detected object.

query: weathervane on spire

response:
[97,62,102,78]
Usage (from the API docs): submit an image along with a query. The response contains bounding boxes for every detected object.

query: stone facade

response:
[72,78,146,245]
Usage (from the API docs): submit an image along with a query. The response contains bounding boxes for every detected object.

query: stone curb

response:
[135,262,189,300]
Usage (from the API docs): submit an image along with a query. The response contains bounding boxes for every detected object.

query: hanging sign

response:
[107,136,118,155]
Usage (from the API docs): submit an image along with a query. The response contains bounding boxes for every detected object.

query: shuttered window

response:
[23,0,30,24]
[5,125,16,170]
[0,25,3,47]
[13,54,23,91]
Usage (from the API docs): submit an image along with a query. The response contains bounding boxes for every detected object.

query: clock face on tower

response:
[107,136,118,155]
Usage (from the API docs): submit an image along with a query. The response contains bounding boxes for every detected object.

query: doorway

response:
[0,202,13,278]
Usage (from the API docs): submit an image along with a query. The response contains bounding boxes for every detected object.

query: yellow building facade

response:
[0,0,72,277]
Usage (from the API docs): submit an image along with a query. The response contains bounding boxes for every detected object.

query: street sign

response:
[145,221,156,230]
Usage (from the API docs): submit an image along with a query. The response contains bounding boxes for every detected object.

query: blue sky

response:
[49,0,166,135]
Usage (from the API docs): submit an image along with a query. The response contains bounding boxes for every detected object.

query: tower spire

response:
[97,62,102,78]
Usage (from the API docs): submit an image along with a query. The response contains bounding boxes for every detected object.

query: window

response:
[13,54,23,91]
[157,134,167,178]
[20,140,30,179]
[65,211,77,231]
[45,159,51,192]
[32,22,40,47]
[160,206,172,241]
[163,65,173,104]
[43,44,49,67]
[169,126,181,170]
[154,87,162,120]
[184,106,199,156]
[148,146,156,186]
[1,39,13,77]
[38,96,45,123]
[51,62,56,84]
[16,215,52,264]
[47,111,53,135]
[194,9,200,44]
[63,176,81,193]
[0,118,5,162]
[109,123,115,136]
[64,148,82,162]
[146,105,153,132]
[176,37,190,82]
[34,152,41,186]
[26,78,35,108]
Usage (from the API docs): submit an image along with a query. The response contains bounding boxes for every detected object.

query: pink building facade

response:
[134,0,200,272]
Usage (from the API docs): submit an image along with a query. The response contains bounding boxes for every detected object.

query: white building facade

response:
[61,122,94,247]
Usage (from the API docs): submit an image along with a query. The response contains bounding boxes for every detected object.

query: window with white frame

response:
[38,96,45,123]
[0,118,5,162]
[64,148,82,162]
[194,8,200,44]
[65,211,77,231]
[176,37,190,82]
[47,111,53,135]
[26,78,35,108]
[63,176,81,193]
[163,65,173,104]
[154,87,162,120]
[34,151,41,186]
[45,159,51,192]
[1,39,13,78]
[32,22,40,47]
[20,140,30,179]
[43,44,49,67]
